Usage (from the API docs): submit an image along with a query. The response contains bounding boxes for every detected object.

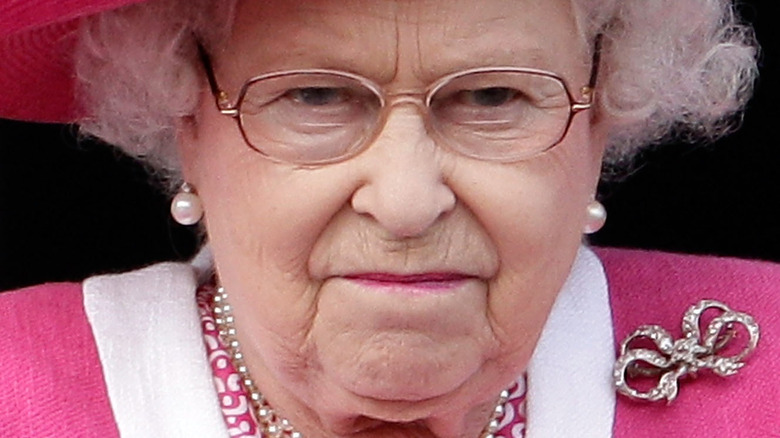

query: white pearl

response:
[170,190,204,225]
[583,200,607,234]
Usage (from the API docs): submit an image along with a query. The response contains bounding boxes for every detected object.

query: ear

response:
[586,112,610,188]
[588,102,610,148]
[175,114,201,185]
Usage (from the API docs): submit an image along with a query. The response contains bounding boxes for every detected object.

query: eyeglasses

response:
[198,44,597,165]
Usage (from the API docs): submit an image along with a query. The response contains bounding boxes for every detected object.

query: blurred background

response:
[1,0,778,291]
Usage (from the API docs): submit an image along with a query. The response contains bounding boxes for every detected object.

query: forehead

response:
[220,0,588,85]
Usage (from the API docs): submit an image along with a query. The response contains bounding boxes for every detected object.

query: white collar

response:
[525,246,616,438]
[84,262,229,438]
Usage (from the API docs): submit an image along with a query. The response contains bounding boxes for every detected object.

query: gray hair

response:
[75,0,758,182]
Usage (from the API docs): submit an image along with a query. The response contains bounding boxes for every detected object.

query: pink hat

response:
[0,0,147,123]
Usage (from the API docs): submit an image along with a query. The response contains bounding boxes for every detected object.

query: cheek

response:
[455,126,599,359]
[184,101,341,274]
[459,138,594,268]
[180,104,358,340]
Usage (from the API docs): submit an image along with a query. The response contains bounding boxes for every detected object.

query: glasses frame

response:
[196,36,601,165]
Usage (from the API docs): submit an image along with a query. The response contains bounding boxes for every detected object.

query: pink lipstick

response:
[343,272,474,293]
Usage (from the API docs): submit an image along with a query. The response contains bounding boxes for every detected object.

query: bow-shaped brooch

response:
[613,299,760,403]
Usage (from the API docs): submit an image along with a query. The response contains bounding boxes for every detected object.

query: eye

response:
[286,87,349,106]
[460,87,518,107]
[431,85,532,124]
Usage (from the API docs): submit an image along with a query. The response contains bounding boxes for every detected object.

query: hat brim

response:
[0,0,148,122]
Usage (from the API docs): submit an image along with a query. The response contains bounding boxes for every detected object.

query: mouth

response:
[341,272,477,293]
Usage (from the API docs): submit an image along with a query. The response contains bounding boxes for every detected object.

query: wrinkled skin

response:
[178,0,606,436]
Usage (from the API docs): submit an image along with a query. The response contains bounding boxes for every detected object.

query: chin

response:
[321,340,486,403]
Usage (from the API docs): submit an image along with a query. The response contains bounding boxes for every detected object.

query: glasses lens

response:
[429,70,572,161]
[238,72,381,164]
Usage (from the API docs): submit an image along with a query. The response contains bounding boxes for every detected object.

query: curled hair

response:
[75,0,237,175]
[75,0,758,177]
[573,0,758,165]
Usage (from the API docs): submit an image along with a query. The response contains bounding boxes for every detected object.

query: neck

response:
[251,374,506,438]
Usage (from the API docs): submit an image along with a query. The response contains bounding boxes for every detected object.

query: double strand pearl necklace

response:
[212,286,510,438]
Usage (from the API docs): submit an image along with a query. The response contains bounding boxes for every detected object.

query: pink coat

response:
[2,248,779,437]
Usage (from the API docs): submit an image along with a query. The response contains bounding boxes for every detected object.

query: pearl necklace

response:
[212,286,509,438]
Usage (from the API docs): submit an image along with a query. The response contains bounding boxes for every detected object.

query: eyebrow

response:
[415,45,552,81]
[419,33,601,89]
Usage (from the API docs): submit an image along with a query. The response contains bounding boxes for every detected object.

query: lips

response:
[345,273,473,282]
[341,272,476,292]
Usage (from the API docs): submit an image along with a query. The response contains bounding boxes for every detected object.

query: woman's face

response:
[179,0,605,435]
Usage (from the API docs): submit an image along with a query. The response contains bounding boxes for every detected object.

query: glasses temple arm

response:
[196,40,237,114]
[571,32,603,111]
[588,33,603,89]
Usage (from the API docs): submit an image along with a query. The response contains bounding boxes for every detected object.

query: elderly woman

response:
[0,0,778,437]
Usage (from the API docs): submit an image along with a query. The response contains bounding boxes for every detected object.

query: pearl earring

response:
[170,183,204,225]
[583,200,607,234]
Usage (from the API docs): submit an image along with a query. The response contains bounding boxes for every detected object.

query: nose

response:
[350,108,456,238]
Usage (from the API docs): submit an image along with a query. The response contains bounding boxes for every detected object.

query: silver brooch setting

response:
[613,299,760,403]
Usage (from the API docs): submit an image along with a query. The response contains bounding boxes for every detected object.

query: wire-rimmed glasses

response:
[198,45,595,165]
